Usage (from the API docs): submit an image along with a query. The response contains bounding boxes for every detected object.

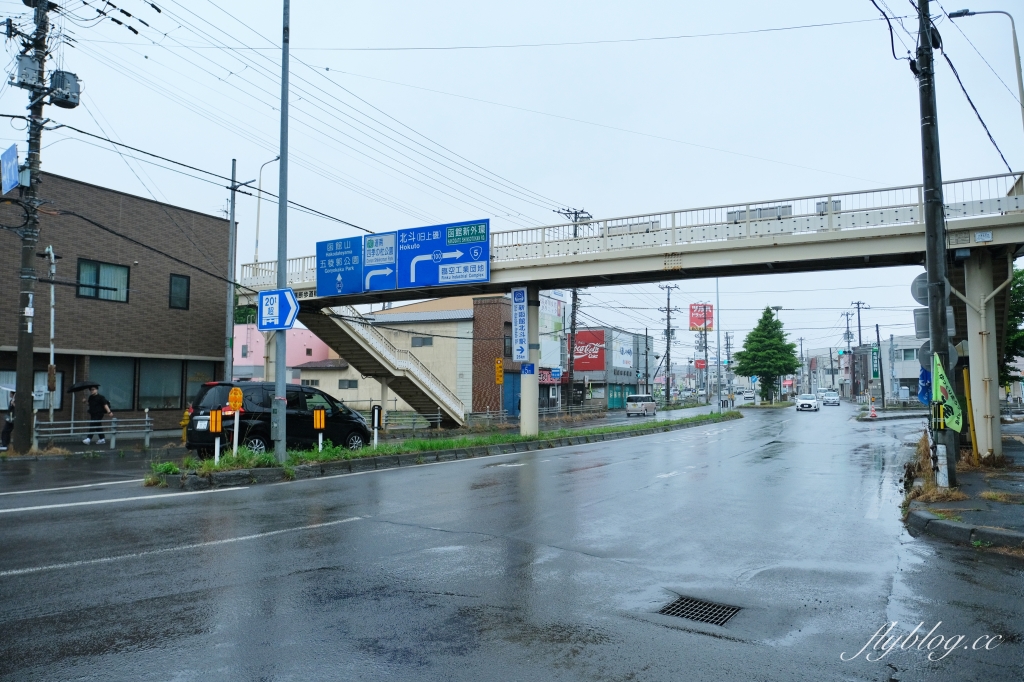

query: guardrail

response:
[325,305,466,422]
[384,411,444,430]
[238,172,1023,291]
[466,409,509,426]
[32,409,154,450]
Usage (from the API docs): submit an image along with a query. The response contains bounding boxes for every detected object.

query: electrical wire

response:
[940,50,1014,173]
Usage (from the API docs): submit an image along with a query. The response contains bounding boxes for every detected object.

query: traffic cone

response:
[870,403,877,418]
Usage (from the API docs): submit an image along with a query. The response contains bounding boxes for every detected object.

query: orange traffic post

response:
[313,407,326,451]
[210,408,223,464]
[228,387,243,458]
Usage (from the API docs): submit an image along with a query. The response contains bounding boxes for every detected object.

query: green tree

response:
[1000,267,1024,384]
[734,307,801,402]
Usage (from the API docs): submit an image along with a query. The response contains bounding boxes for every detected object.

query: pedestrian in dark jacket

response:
[0,391,14,451]
[84,386,113,445]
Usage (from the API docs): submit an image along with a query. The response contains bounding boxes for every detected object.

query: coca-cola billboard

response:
[570,330,605,371]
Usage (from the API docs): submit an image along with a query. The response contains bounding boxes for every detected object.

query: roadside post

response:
[371,404,382,448]
[210,408,223,464]
[228,387,243,457]
[495,358,504,416]
[313,407,326,451]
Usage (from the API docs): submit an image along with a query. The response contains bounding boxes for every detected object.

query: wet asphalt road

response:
[1,404,1021,681]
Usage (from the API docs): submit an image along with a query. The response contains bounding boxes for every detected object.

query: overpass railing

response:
[238,172,1022,289]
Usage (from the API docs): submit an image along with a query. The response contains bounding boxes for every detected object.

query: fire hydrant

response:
[179,409,190,443]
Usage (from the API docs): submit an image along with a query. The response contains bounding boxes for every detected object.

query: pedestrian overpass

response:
[240,171,1024,453]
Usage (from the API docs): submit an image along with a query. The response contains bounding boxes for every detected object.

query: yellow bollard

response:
[963,367,979,466]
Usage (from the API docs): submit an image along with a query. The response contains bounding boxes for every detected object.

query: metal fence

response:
[33,410,154,450]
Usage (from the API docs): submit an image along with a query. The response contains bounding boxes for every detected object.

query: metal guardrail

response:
[324,305,466,422]
[384,411,444,430]
[466,409,509,426]
[32,409,154,450]
[239,172,1023,291]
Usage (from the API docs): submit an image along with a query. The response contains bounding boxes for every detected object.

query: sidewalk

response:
[907,436,1024,551]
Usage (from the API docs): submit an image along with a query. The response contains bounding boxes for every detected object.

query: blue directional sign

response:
[316,238,363,297]
[1,144,18,195]
[363,232,397,292]
[511,286,528,362]
[396,219,490,289]
[521,363,535,375]
[551,367,562,380]
[257,288,299,331]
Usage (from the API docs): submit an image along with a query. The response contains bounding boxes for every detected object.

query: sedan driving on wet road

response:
[796,393,820,411]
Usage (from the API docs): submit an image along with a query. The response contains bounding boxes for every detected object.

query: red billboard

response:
[689,303,714,331]
[694,359,707,369]
[570,330,605,371]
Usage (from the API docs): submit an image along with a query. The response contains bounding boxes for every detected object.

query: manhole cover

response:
[658,596,740,626]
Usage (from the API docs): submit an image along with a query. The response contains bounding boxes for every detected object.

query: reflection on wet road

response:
[0,405,1020,680]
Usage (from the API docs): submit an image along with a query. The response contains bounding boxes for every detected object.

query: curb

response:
[856,413,928,422]
[906,510,1024,550]
[162,413,742,492]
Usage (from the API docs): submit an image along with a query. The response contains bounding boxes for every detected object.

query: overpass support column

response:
[520,285,541,437]
[964,249,1002,460]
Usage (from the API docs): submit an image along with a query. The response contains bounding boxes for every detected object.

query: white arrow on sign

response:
[409,249,463,283]
[364,267,393,288]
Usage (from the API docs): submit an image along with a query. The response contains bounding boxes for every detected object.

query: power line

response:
[77,16,902,51]
[939,50,1014,173]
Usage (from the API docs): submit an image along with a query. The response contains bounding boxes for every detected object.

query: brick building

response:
[0,173,229,429]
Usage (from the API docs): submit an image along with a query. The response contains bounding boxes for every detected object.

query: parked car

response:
[795,393,820,411]
[823,391,841,406]
[625,394,657,417]
[185,381,371,457]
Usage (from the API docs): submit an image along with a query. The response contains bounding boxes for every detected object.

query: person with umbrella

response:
[83,385,113,445]
[1,388,14,451]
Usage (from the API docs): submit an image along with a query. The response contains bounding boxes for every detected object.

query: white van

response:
[625,394,657,417]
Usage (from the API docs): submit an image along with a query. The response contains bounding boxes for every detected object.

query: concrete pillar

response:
[263,331,275,382]
[964,249,1002,459]
[379,377,391,430]
[520,285,540,437]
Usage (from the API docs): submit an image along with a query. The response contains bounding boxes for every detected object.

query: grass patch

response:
[150,461,180,476]
[737,401,794,409]
[902,429,970,513]
[164,411,743,475]
[972,539,994,548]
[928,508,965,522]
[915,487,970,503]
[143,474,162,487]
[980,490,1024,504]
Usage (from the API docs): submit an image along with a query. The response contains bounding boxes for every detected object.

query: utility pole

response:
[917,0,957,486]
[555,208,591,411]
[842,311,855,397]
[12,1,54,453]
[224,160,256,382]
[273,0,291,464]
[798,337,805,393]
[659,284,680,404]
[852,301,868,346]
[829,348,836,389]
[725,332,733,405]
[715,278,722,413]
[644,327,650,394]
[875,324,887,411]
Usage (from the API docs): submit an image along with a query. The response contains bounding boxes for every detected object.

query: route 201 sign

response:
[397,219,490,289]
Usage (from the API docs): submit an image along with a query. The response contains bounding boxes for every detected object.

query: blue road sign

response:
[521,363,535,375]
[1,144,18,195]
[257,288,299,331]
[511,286,528,362]
[396,219,490,289]
[363,232,397,292]
[551,367,562,380]
[316,238,363,296]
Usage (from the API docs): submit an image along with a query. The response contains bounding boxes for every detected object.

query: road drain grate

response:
[658,596,740,626]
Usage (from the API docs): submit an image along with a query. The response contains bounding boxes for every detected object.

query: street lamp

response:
[770,305,783,319]
[253,155,281,263]
[948,9,1024,141]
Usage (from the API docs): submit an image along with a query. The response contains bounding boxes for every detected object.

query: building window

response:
[138,358,183,409]
[411,337,433,348]
[301,379,320,387]
[169,274,190,310]
[338,379,358,389]
[88,356,135,410]
[504,335,512,357]
[0,371,63,410]
[77,259,129,302]
[305,348,313,356]
[185,360,215,405]
[241,345,248,358]
[902,349,918,361]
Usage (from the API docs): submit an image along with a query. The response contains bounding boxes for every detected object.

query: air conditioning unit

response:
[50,71,81,109]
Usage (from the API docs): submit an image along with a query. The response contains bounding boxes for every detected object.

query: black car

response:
[185,381,371,456]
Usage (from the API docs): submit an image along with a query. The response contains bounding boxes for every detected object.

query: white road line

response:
[0,487,247,514]
[656,471,679,478]
[0,516,361,577]
[0,479,145,497]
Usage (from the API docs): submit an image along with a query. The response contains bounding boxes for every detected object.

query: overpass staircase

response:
[298,305,466,428]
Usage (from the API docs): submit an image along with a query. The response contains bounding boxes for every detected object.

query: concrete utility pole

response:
[555,208,590,411]
[876,324,887,410]
[715,278,722,413]
[917,0,957,486]
[12,1,52,453]
[644,327,650,394]
[659,284,680,403]
[798,337,805,392]
[724,332,733,405]
[852,301,868,345]
[273,0,291,464]
[842,311,855,397]
[225,160,256,382]
[829,348,836,389]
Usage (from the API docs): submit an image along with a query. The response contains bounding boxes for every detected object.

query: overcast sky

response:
[2,0,1022,360]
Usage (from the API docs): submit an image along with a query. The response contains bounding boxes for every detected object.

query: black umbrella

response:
[67,381,100,394]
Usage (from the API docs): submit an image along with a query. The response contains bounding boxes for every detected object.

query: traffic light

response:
[837,350,845,355]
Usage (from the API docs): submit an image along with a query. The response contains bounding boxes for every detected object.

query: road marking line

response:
[0,516,361,577]
[0,487,247,514]
[656,471,679,478]
[0,479,145,497]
